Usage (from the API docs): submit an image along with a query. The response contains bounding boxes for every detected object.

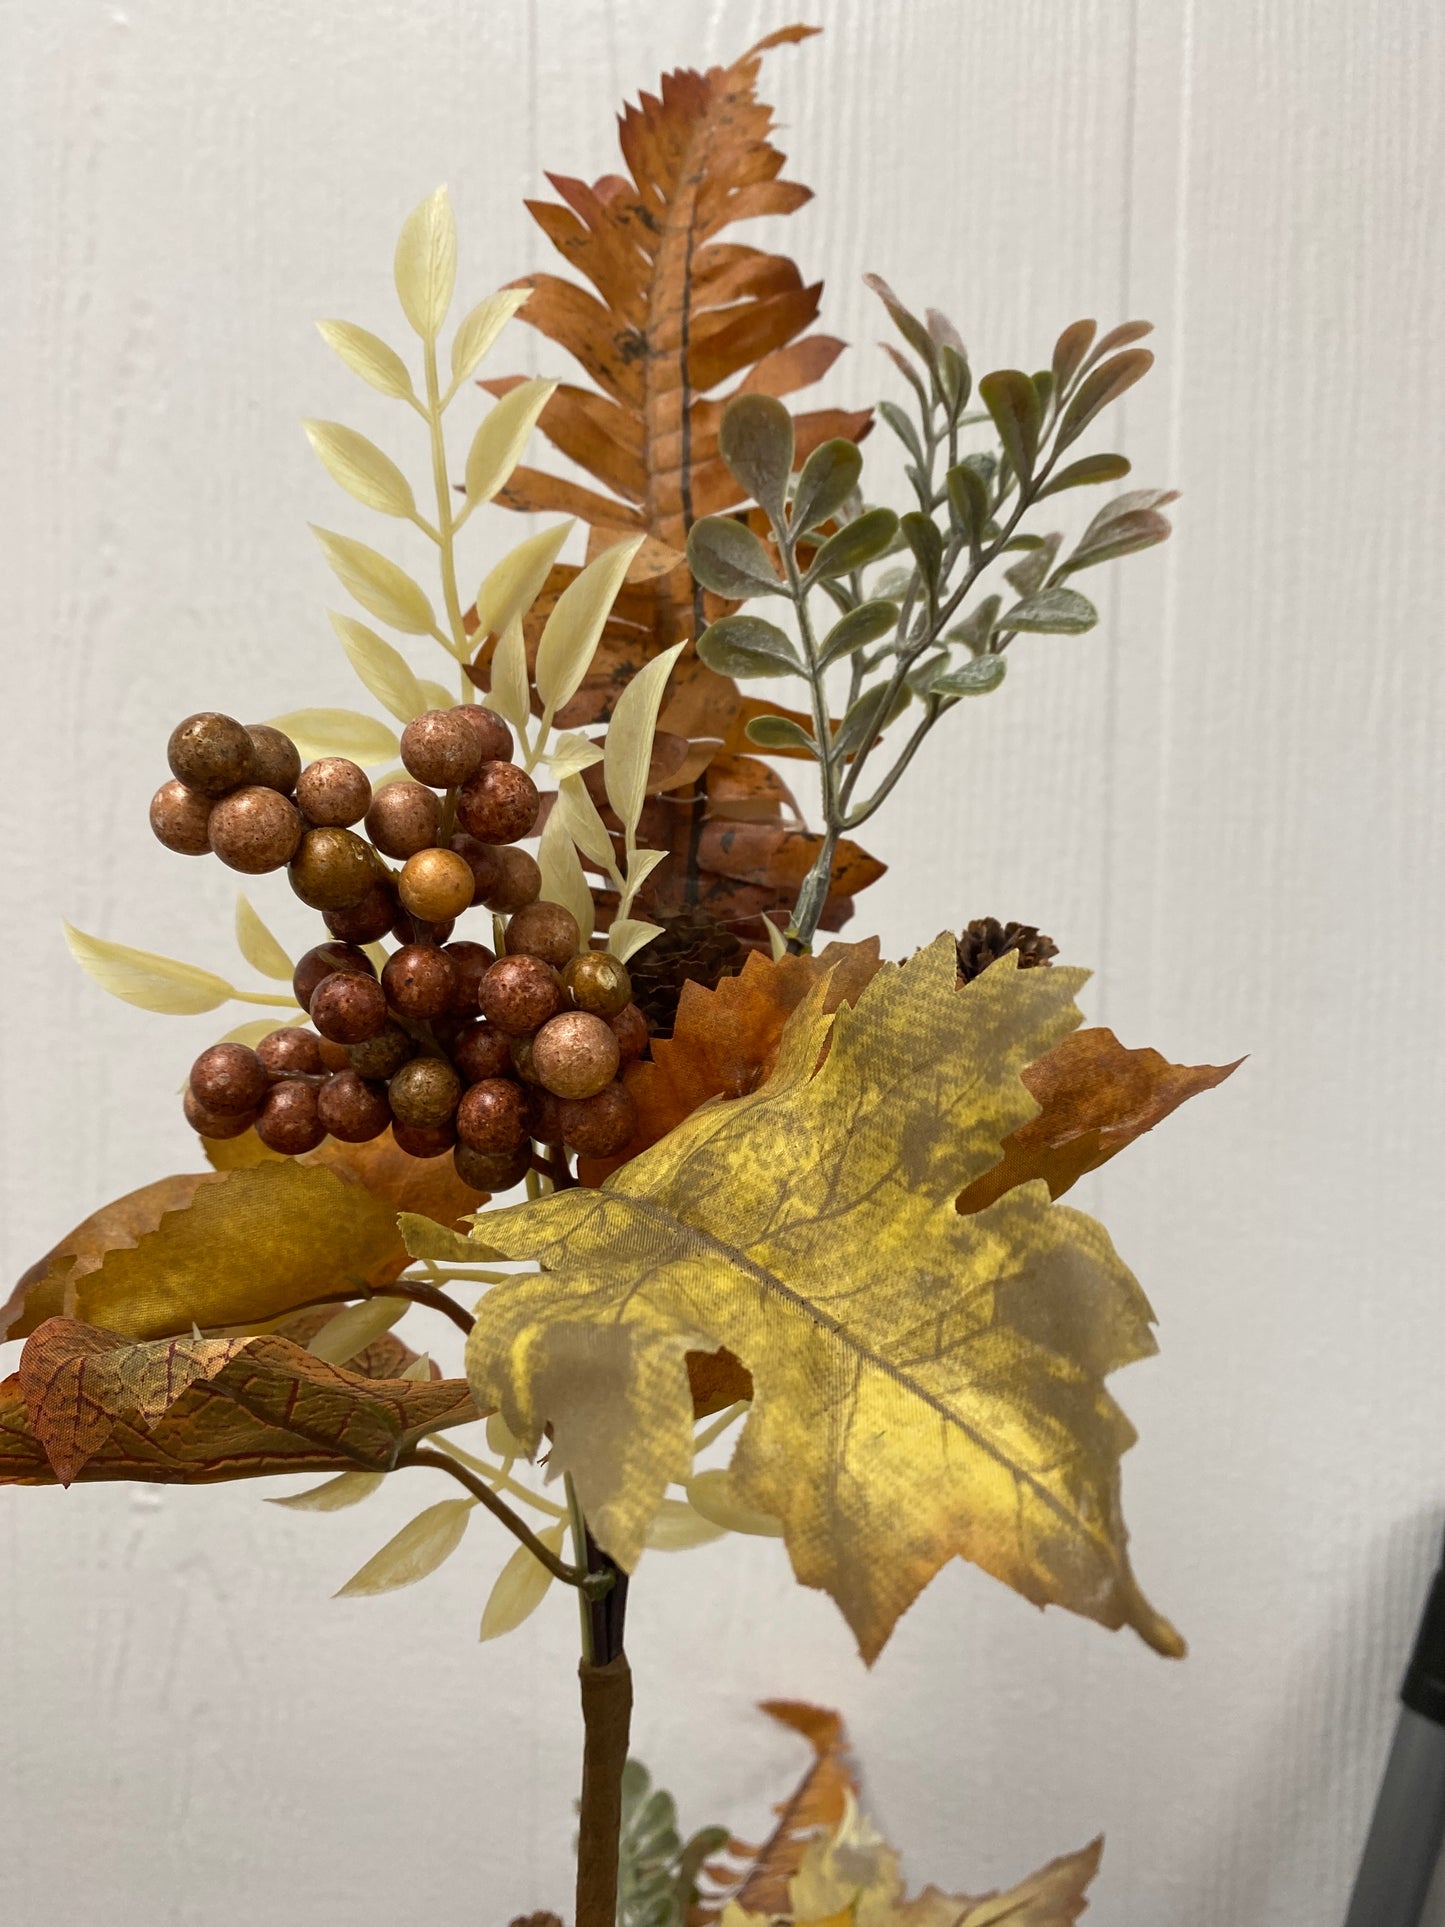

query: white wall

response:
[3,2,1444,1921]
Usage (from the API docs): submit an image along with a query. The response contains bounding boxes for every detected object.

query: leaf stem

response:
[422,338,470,660]
[427,1435,568,1519]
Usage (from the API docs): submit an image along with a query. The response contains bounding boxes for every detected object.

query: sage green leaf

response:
[998,587,1099,635]
[945,464,989,546]
[808,507,899,581]
[1037,452,1132,498]
[696,615,802,681]
[945,595,1002,655]
[744,715,818,756]
[818,599,898,668]
[862,272,938,370]
[877,400,924,466]
[1054,349,1155,453]
[832,681,910,759]
[1056,488,1179,577]
[979,369,1042,484]
[791,438,863,535]
[899,512,943,592]
[718,394,794,525]
[924,654,1008,698]
[937,342,971,414]
[686,518,782,599]
[1004,536,1062,601]
[1051,318,1098,398]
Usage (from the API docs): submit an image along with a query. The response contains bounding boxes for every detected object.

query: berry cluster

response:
[155,706,643,1188]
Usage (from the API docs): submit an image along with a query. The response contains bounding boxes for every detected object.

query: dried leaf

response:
[303,420,416,518]
[478,1521,567,1639]
[465,377,559,506]
[0,1319,474,1488]
[328,611,429,724]
[394,185,457,342]
[63,923,241,1016]
[317,320,415,401]
[306,1294,407,1366]
[266,706,401,766]
[234,894,293,982]
[733,1704,859,1913]
[958,1025,1242,1214]
[457,937,1182,1660]
[336,1497,473,1596]
[312,527,437,638]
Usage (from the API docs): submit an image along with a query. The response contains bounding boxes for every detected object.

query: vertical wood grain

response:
[2,3,1443,1921]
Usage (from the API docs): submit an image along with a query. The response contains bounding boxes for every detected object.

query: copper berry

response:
[557,1081,637,1157]
[453,1142,531,1193]
[256,1027,325,1077]
[456,761,540,843]
[562,950,633,1019]
[244,724,302,795]
[183,1087,256,1139]
[255,1079,326,1154]
[452,705,514,763]
[479,955,561,1035]
[316,1070,391,1143]
[398,847,476,924]
[296,757,371,827]
[482,846,542,913]
[309,970,390,1044]
[292,942,375,1012]
[208,786,304,874]
[189,1042,269,1115]
[400,710,483,788]
[167,712,254,795]
[505,900,581,970]
[451,1019,514,1083]
[530,1010,620,1100]
[365,781,441,860]
[149,779,214,856]
[382,943,458,1019]
[289,826,377,910]
[388,1056,461,1128]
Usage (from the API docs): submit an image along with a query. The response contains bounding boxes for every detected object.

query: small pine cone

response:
[956,917,1059,984]
[625,906,744,1035]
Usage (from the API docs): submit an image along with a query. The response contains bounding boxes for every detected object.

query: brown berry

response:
[382,943,458,1019]
[442,940,494,1013]
[391,911,455,947]
[456,761,539,843]
[391,1118,457,1158]
[289,826,377,910]
[183,1087,256,1139]
[296,757,371,827]
[479,955,561,1035]
[347,1020,414,1080]
[558,1081,637,1157]
[482,846,542,913]
[317,1037,352,1072]
[316,1070,391,1143]
[207,787,304,874]
[523,1084,567,1145]
[245,725,301,795]
[365,781,441,860]
[562,950,632,1018]
[610,1002,649,1066]
[531,1011,620,1100]
[456,1077,527,1154]
[324,878,399,945]
[400,710,483,788]
[149,779,213,856]
[256,1079,326,1154]
[189,1042,269,1115]
[451,1019,513,1083]
[398,847,475,923]
[453,1142,531,1192]
[448,833,502,903]
[506,901,581,970]
[167,712,254,794]
[257,1027,324,1077]
[510,1033,542,1084]
[292,942,376,1012]
[388,1056,461,1128]
[309,971,390,1044]
[452,705,514,762]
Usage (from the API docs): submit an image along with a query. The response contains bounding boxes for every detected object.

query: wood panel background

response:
[2,1,1443,1920]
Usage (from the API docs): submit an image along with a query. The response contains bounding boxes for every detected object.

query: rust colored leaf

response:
[958,1026,1243,1215]
[686,1346,753,1418]
[713,1702,860,1917]
[577,940,882,1180]
[473,26,883,940]
[4,1318,474,1488]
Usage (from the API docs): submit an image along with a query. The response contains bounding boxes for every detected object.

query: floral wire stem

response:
[400,1445,610,1595]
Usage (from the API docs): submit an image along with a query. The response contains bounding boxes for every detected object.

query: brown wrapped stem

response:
[574,1653,633,1927]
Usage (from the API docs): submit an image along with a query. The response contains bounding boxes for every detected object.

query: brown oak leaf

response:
[723,1702,860,1918]
[0,1319,474,1488]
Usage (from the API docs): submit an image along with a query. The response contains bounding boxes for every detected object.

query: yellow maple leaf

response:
[444,932,1181,1662]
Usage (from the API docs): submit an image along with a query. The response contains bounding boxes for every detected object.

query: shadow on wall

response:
[1175,1510,1445,1925]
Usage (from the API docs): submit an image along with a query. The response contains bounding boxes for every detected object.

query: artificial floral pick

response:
[4,27,1235,1927]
